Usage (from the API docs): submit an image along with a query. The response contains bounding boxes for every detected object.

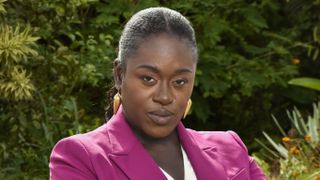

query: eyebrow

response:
[135,64,193,74]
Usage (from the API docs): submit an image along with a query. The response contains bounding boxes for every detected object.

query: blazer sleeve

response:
[228,131,266,180]
[49,136,96,180]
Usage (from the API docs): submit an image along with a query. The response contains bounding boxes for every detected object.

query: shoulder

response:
[50,123,113,159]
[49,124,113,179]
[186,129,248,152]
[186,129,266,179]
[52,123,112,155]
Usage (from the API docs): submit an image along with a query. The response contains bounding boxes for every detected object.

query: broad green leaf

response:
[288,77,320,91]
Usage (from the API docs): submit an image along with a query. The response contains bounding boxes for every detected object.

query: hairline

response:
[119,32,198,69]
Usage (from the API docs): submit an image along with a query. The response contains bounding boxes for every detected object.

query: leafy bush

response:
[0,25,38,100]
[256,102,320,179]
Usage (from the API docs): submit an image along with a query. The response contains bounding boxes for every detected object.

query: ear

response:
[113,58,124,90]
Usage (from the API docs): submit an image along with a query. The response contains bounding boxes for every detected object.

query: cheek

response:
[177,85,194,107]
[121,77,149,106]
[177,95,190,111]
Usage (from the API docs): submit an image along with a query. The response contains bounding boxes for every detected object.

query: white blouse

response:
[159,146,197,180]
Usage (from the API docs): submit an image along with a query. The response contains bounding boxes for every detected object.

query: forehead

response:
[126,33,195,72]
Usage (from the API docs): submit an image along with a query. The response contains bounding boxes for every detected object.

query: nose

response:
[152,82,173,106]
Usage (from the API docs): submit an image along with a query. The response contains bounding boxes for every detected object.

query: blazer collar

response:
[107,106,166,180]
[177,123,227,180]
[106,105,227,180]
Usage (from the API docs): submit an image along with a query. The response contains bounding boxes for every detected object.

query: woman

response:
[50,7,265,180]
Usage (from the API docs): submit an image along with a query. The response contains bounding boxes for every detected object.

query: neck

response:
[127,122,179,147]
[143,130,179,147]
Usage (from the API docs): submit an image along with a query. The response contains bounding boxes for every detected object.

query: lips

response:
[147,109,174,125]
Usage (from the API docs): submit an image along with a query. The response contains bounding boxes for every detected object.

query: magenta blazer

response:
[50,106,265,180]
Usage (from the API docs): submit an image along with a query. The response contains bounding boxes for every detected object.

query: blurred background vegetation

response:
[0,0,319,179]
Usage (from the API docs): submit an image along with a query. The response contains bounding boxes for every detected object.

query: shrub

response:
[256,102,320,179]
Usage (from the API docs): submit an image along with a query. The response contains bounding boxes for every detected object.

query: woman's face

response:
[116,33,196,139]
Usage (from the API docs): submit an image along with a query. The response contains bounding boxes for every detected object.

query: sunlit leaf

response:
[288,77,320,91]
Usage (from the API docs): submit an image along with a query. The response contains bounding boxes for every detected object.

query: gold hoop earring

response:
[183,99,192,119]
[113,93,121,114]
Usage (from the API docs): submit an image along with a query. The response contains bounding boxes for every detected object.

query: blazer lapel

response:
[108,146,166,180]
[107,106,166,180]
[177,123,228,180]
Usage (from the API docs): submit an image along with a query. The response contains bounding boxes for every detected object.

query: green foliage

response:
[0,0,320,179]
[171,1,301,139]
[0,66,35,100]
[257,102,320,179]
[1,0,113,178]
[252,153,271,178]
[289,77,320,91]
[0,25,38,100]
[0,0,6,14]
[0,25,38,65]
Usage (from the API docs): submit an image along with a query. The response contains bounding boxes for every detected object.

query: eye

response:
[141,76,157,85]
[173,79,188,87]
